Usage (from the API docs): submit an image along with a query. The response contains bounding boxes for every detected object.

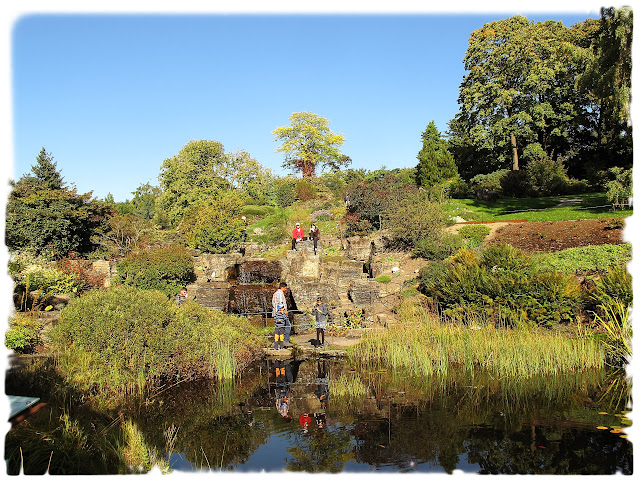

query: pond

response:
[129,358,631,474]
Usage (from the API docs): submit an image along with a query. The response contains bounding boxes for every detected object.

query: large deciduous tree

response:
[416,121,458,187]
[449,16,594,177]
[157,140,271,225]
[272,112,349,177]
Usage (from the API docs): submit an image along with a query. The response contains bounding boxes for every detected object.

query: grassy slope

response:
[444,193,633,222]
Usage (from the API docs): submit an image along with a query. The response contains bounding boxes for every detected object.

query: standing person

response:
[314,296,328,348]
[175,287,188,307]
[272,282,291,343]
[291,222,304,250]
[273,303,287,350]
[309,223,320,255]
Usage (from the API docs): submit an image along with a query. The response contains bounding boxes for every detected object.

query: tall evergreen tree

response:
[416,121,458,187]
[29,147,65,189]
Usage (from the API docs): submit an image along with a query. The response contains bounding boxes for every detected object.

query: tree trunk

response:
[297,159,316,178]
[511,133,519,170]
[301,160,316,178]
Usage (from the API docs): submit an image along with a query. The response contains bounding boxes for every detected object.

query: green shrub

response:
[605,167,632,209]
[526,156,569,196]
[273,178,297,208]
[446,177,470,198]
[240,204,275,218]
[588,266,632,322]
[458,224,491,247]
[294,179,317,201]
[480,244,531,271]
[116,245,195,297]
[17,264,79,305]
[179,194,245,254]
[49,286,261,395]
[5,313,42,353]
[469,169,509,195]
[500,170,532,198]
[375,275,392,284]
[165,302,260,380]
[413,232,464,260]
[419,245,582,327]
[385,189,449,250]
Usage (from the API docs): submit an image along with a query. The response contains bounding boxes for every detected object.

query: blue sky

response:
[7,3,603,202]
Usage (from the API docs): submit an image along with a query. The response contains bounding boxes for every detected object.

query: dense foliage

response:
[384,189,449,250]
[418,245,583,327]
[179,193,245,254]
[449,9,632,183]
[49,286,261,394]
[115,245,195,297]
[272,111,349,177]
[344,173,413,235]
[6,154,112,258]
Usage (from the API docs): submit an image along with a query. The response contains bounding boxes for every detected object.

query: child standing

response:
[274,303,287,350]
[314,296,328,348]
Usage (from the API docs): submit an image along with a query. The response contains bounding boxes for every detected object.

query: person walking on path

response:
[272,282,291,343]
[291,222,304,250]
[314,296,328,348]
[273,303,287,350]
[309,223,320,255]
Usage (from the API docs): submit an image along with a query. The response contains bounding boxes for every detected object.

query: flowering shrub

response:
[310,209,333,221]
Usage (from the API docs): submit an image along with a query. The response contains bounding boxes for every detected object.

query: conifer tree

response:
[30,147,65,189]
[415,121,458,187]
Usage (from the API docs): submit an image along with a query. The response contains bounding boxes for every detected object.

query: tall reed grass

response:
[350,299,605,377]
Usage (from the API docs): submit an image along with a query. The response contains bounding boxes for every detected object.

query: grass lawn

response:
[445,193,633,222]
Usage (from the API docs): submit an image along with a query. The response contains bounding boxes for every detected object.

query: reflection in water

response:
[132,361,633,473]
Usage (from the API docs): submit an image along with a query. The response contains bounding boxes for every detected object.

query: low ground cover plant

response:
[5,312,42,353]
[534,243,631,275]
[458,224,491,247]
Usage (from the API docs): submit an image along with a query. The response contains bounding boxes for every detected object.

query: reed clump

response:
[350,298,604,377]
[332,373,369,398]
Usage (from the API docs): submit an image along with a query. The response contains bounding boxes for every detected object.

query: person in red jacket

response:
[291,222,304,250]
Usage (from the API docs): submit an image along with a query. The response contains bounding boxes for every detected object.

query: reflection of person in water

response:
[314,360,329,409]
[313,360,329,431]
[274,359,301,419]
[274,360,292,418]
[314,411,327,430]
[299,413,311,433]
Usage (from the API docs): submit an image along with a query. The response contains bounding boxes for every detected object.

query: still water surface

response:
[139,359,631,474]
